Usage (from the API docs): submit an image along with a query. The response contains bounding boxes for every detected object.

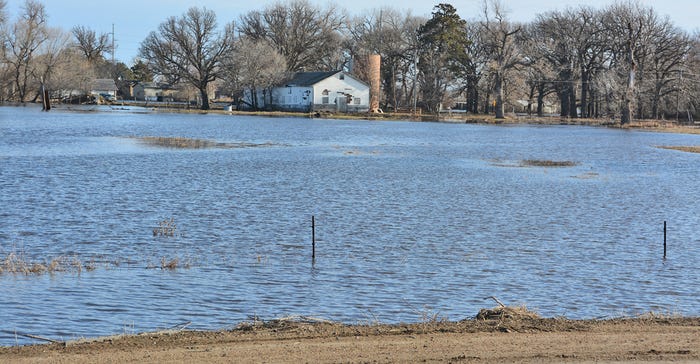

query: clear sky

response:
[5,0,699,65]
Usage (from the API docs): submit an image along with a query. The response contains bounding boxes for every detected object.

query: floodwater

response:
[1,105,699,345]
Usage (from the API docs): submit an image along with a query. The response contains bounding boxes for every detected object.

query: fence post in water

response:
[663,221,667,259]
[312,215,316,260]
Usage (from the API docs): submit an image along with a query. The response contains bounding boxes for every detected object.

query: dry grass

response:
[475,305,542,320]
[657,145,700,154]
[1,251,189,276]
[133,136,276,149]
[144,257,191,270]
[138,136,224,149]
[1,253,86,275]
[153,217,178,237]
[160,257,179,270]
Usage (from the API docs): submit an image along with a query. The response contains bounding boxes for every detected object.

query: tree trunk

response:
[651,88,660,120]
[621,65,635,124]
[199,86,210,110]
[580,70,589,118]
[527,84,535,116]
[494,72,505,119]
[466,74,479,114]
[559,87,570,117]
[621,24,636,125]
[250,86,258,110]
[568,81,577,118]
[537,83,545,117]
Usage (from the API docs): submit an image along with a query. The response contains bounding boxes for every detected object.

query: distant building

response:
[241,71,370,113]
[90,79,117,101]
[133,82,178,102]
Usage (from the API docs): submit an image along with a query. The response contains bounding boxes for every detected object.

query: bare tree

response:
[139,7,234,110]
[533,12,577,118]
[50,48,95,101]
[238,0,346,72]
[347,7,424,110]
[0,0,7,25]
[602,1,659,124]
[480,0,526,119]
[0,0,9,101]
[31,26,71,103]
[221,37,287,110]
[518,24,557,116]
[3,0,48,102]
[533,7,608,118]
[644,21,690,119]
[684,33,700,120]
[72,25,112,64]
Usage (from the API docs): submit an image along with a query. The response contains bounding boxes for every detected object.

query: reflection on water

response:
[1,105,700,345]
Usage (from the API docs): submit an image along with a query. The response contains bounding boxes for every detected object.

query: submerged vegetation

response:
[133,136,277,149]
[520,159,579,167]
[488,158,579,168]
[1,218,191,276]
[0,252,190,276]
[0,252,94,275]
[153,217,178,237]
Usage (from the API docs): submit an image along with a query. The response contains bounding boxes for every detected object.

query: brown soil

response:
[2,315,699,363]
[657,145,700,153]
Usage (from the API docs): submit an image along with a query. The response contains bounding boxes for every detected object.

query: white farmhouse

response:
[242,71,370,113]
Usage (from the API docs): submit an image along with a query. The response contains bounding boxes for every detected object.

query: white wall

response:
[312,73,370,112]
[241,72,370,112]
[271,86,313,109]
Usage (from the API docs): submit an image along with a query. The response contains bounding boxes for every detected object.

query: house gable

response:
[90,79,117,95]
[241,71,370,112]
[306,72,369,112]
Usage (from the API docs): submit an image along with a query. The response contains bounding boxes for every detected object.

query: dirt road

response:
[2,314,699,363]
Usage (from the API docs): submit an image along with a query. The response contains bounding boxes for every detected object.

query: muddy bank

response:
[2,315,699,363]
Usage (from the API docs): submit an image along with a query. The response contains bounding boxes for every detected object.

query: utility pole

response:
[111,23,115,65]
[112,23,117,99]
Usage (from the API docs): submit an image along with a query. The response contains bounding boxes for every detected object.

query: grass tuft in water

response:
[1,252,86,275]
[153,217,178,237]
[161,257,179,270]
[1,251,191,275]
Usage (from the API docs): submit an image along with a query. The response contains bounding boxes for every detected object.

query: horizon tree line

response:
[1,0,698,123]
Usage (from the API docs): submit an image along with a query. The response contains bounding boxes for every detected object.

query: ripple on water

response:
[1,108,700,345]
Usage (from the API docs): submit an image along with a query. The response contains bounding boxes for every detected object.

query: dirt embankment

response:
[2,314,699,363]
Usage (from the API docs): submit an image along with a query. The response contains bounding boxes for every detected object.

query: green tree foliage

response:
[130,59,153,82]
[416,3,469,113]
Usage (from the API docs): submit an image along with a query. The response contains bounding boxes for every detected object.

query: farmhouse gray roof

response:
[284,71,341,86]
[90,78,117,91]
